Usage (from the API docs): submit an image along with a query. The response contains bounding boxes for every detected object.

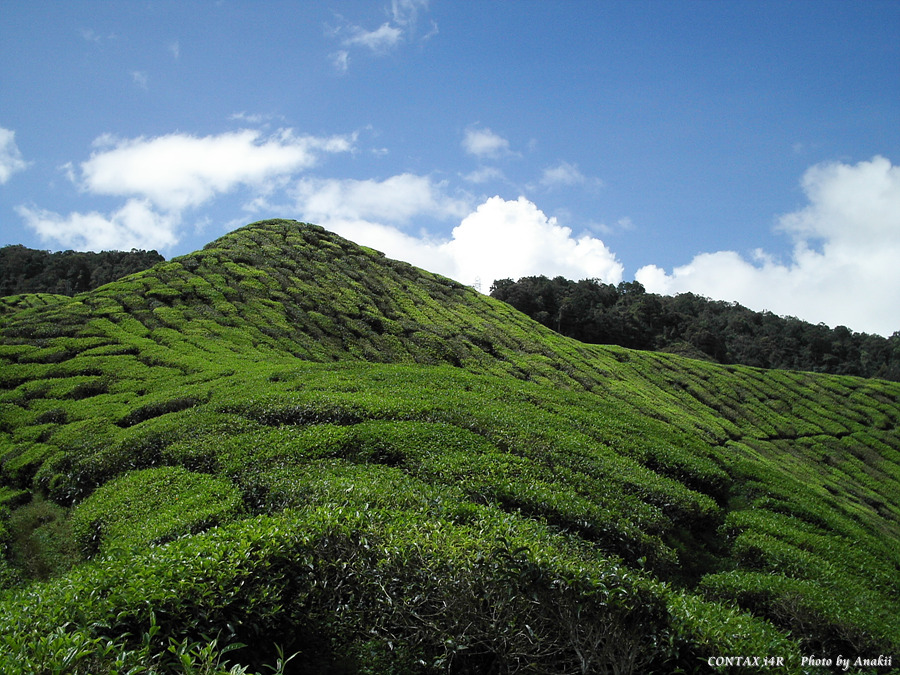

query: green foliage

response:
[0,220,898,671]
[70,466,244,555]
[0,503,736,673]
[3,495,80,584]
[491,274,900,380]
[0,244,164,297]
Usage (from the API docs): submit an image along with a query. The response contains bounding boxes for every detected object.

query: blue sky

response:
[1,1,899,335]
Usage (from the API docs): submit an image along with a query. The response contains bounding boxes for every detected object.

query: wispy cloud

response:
[0,127,30,184]
[79,28,102,43]
[462,166,506,184]
[168,41,180,60]
[131,71,148,90]
[229,111,286,126]
[79,28,116,43]
[331,50,350,73]
[391,0,429,27]
[539,161,585,188]
[636,156,900,335]
[533,161,606,193]
[342,22,403,52]
[462,126,515,160]
[327,0,434,71]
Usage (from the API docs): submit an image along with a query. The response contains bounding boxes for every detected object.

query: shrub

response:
[70,466,243,556]
[0,506,673,674]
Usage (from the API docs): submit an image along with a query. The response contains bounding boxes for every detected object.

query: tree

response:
[489,274,898,380]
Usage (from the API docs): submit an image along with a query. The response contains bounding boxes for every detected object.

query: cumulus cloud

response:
[462,127,514,159]
[0,127,30,184]
[17,200,179,251]
[293,173,470,225]
[79,129,355,211]
[322,218,454,279]
[20,127,355,252]
[440,197,624,288]
[296,180,624,290]
[636,156,900,336]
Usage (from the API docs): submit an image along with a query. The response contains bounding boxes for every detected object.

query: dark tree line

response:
[0,245,165,297]
[491,275,900,381]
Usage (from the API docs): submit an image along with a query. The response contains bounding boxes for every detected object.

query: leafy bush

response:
[699,570,896,654]
[0,504,679,674]
[70,466,243,556]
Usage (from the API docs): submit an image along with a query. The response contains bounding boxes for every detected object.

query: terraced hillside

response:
[1,219,898,674]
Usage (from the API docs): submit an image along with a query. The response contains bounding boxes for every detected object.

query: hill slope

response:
[1,219,898,673]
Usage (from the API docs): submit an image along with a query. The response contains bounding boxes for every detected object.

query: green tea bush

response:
[4,495,79,582]
[662,588,801,672]
[699,570,896,654]
[116,395,201,428]
[0,505,676,674]
[70,466,243,556]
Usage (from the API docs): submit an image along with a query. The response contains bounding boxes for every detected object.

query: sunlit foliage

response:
[0,220,897,673]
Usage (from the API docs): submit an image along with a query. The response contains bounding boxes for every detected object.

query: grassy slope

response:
[0,219,898,673]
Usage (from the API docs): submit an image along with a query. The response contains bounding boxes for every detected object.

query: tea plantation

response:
[1,220,898,674]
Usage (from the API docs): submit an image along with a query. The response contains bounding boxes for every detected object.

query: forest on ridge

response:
[491,275,900,381]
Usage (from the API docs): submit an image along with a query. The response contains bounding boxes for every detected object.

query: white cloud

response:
[323,218,454,278]
[17,200,179,252]
[18,127,356,252]
[462,166,505,184]
[79,129,355,211]
[228,111,284,125]
[636,156,900,336]
[328,1,433,70]
[462,127,514,159]
[0,127,29,184]
[293,173,470,225]
[391,0,429,27]
[343,22,403,52]
[440,196,624,287]
[169,41,180,60]
[585,216,635,237]
[300,186,624,290]
[331,50,350,72]
[79,28,101,43]
[539,161,585,188]
[131,71,148,89]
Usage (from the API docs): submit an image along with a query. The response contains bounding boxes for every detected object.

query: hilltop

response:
[1,219,898,674]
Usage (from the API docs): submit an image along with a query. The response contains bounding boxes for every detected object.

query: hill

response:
[1,219,898,674]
